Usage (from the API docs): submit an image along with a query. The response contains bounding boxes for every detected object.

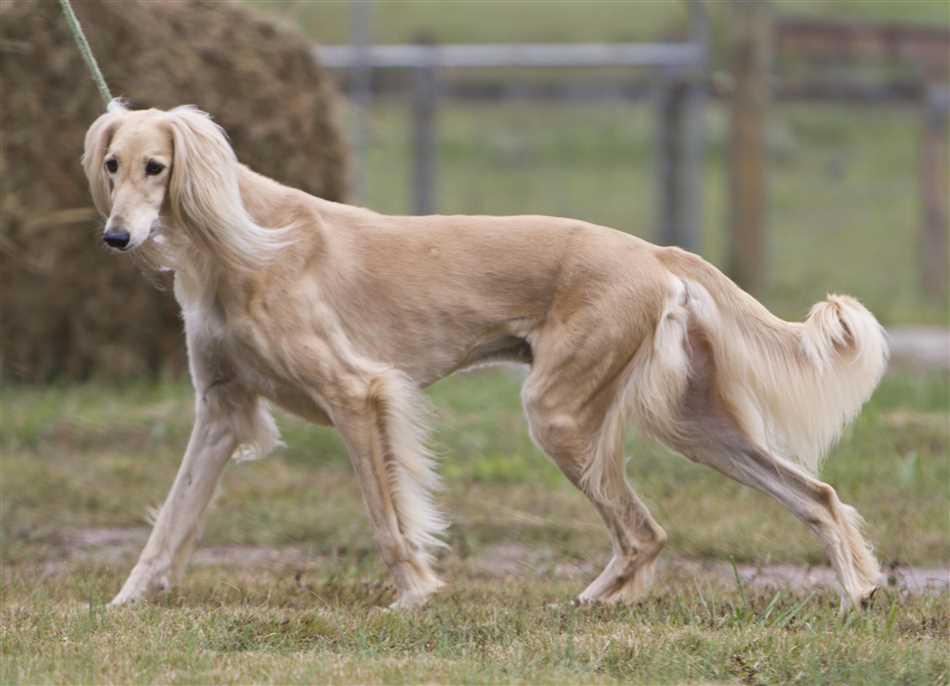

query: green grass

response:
[3,5,947,680]
[3,371,948,567]
[249,0,949,46]
[2,569,947,684]
[1,371,947,683]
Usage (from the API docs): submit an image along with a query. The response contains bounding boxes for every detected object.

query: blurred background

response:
[1,2,948,681]
[277,0,950,321]
[2,0,948,382]
[271,0,950,326]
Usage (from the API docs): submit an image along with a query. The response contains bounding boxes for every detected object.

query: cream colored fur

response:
[83,103,888,612]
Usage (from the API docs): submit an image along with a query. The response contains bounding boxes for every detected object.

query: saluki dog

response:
[83,102,888,612]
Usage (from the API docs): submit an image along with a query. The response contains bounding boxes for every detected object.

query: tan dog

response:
[83,102,888,611]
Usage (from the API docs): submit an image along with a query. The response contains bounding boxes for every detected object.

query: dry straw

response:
[0,0,349,382]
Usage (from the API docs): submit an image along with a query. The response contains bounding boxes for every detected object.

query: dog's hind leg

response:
[578,488,667,604]
[110,384,269,606]
[522,343,667,605]
[664,322,881,611]
[328,368,446,609]
[671,427,881,610]
[686,439,879,611]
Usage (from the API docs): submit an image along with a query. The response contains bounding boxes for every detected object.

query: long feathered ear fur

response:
[82,99,129,217]
[164,106,293,272]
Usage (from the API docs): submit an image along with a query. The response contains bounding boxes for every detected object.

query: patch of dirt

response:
[35,529,950,597]
[61,526,150,549]
[193,545,316,568]
[664,557,949,596]
[888,327,950,372]
[466,543,948,596]
[37,527,326,577]
[880,410,949,433]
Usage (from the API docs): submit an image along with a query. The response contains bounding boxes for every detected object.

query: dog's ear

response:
[164,106,241,232]
[82,100,128,217]
[164,106,290,271]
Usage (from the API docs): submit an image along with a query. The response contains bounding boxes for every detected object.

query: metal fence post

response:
[412,38,439,215]
[656,74,690,248]
[685,0,708,253]
[921,85,949,300]
[656,0,707,254]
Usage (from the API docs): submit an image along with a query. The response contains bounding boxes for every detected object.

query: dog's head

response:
[83,101,252,256]
[83,101,169,251]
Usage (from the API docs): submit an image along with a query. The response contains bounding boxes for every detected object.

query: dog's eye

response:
[105,158,118,173]
[145,160,165,176]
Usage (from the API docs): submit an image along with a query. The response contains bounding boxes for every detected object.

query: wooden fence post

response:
[412,37,438,215]
[728,0,771,291]
[921,85,949,300]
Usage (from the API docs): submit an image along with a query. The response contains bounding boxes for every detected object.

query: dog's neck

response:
[166,164,303,316]
[235,164,289,224]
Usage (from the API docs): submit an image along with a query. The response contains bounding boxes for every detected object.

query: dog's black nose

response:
[103,229,131,250]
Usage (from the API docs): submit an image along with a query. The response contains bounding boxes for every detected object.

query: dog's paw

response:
[837,584,880,617]
[108,591,145,608]
[859,586,879,609]
[387,590,432,611]
[109,567,173,607]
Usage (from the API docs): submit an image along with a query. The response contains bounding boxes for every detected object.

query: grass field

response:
[250,1,950,46]
[2,2,947,683]
[2,370,947,683]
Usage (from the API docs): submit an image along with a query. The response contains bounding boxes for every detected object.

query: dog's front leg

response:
[110,396,238,606]
[329,370,446,609]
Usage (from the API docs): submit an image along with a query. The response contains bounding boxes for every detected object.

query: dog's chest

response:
[184,298,273,379]
[185,302,332,417]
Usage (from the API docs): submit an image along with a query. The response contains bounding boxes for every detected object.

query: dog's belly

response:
[369,318,537,387]
[442,332,533,378]
[265,382,333,426]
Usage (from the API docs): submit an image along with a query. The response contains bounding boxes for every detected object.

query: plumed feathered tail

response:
[657,248,888,475]
[790,295,890,470]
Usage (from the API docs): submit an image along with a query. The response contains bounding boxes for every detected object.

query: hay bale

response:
[0,0,348,382]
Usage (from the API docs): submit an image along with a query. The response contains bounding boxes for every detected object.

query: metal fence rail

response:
[314,37,709,252]
[314,42,703,70]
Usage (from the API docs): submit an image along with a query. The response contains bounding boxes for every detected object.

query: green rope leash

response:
[58,0,112,105]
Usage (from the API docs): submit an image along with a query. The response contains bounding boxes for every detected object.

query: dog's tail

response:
[660,248,887,473]
[582,248,888,499]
